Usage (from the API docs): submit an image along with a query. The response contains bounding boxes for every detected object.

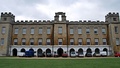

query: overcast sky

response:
[0,0,120,21]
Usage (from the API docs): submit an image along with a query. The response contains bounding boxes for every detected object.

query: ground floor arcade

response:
[10,45,113,57]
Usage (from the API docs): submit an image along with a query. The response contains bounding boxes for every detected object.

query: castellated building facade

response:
[0,12,120,56]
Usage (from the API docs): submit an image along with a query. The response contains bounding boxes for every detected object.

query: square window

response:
[22,28,26,34]
[1,38,4,45]
[78,28,82,34]
[47,39,51,45]
[58,39,62,45]
[70,39,74,45]
[14,28,18,34]
[31,28,34,34]
[14,38,18,45]
[38,39,42,45]
[39,27,42,34]
[87,39,90,45]
[47,27,51,34]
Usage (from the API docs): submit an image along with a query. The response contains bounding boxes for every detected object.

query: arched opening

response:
[12,48,17,56]
[21,48,26,52]
[95,48,100,54]
[59,15,62,21]
[57,48,63,57]
[37,48,43,56]
[86,48,92,53]
[78,48,83,55]
[103,48,108,55]
[70,48,75,56]
[46,49,51,53]
[46,49,52,57]
[29,48,34,52]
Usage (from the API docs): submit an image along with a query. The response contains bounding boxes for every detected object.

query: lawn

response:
[0,57,120,68]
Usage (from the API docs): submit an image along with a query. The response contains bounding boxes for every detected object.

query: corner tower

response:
[0,12,15,56]
[105,12,119,23]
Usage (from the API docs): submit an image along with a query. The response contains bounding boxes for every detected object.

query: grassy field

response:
[0,57,120,68]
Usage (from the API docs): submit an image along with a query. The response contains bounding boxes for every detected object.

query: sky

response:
[0,0,120,21]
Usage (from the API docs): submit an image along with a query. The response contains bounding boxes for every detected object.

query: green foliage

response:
[0,57,120,68]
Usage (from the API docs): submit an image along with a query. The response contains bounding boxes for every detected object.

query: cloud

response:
[0,0,120,21]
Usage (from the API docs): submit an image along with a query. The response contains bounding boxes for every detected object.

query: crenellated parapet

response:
[14,20,53,24]
[105,12,119,18]
[1,12,15,18]
[68,20,108,25]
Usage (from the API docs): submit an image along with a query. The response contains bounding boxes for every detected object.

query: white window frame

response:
[58,27,62,34]
[14,38,18,45]
[102,28,106,34]
[115,26,118,33]
[94,28,98,34]
[70,39,74,45]
[87,38,91,45]
[78,28,82,34]
[22,28,26,34]
[116,38,119,45]
[95,38,99,45]
[78,38,82,45]
[47,39,51,45]
[86,28,90,34]
[1,38,4,45]
[70,28,73,34]
[30,38,34,45]
[38,38,42,45]
[103,38,107,45]
[14,28,18,34]
[22,38,26,45]
[31,28,34,34]
[58,39,62,45]
[39,27,42,34]
[2,27,6,34]
[47,27,51,34]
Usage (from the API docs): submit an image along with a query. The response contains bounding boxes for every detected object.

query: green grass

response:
[0,57,120,68]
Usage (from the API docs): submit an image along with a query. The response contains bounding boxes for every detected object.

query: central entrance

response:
[57,48,63,57]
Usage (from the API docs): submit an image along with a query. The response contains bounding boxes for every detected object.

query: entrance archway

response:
[86,48,92,53]
[78,48,83,55]
[103,48,108,55]
[57,48,63,57]
[21,48,26,52]
[13,48,17,56]
[95,48,100,54]
[29,48,34,52]
[70,48,75,56]
[37,48,43,55]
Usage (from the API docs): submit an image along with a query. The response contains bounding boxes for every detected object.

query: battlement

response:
[69,20,108,24]
[15,20,53,24]
[1,12,15,18]
[105,12,119,18]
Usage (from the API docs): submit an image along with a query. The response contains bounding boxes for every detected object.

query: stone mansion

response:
[0,12,120,56]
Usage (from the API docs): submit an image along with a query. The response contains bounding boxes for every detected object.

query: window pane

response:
[102,28,106,34]
[116,38,119,45]
[86,28,90,34]
[38,39,42,45]
[39,27,42,34]
[70,28,73,34]
[47,27,51,34]
[22,38,26,45]
[47,39,50,45]
[87,39,90,45]
[103,38,107,45]
[58,39,62,45]
[58,27,62,34]
[31,28,34,34]
[94,28,98,34]
[2,27,5,34]
[78,28,82,34]
[70,39,74,45]
[14,28,18,34]
[30,38,34,45]
[95,39,98,45]
[23,28,26,34]
[14,39,18,45]
[78,38,82,45]
[1,38,4,45]
[115,26,118,33]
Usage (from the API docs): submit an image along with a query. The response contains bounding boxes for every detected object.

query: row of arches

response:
[12,48,108,56]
